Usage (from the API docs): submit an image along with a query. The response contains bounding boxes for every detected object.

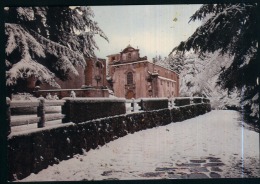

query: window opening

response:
[128,53,131,59]
[127,72,133,84]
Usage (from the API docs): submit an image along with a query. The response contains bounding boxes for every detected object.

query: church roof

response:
[121,44,138,53]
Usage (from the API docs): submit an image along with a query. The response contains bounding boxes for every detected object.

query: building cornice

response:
[110,60,179,76]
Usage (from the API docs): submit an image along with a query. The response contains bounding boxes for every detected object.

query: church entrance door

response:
[126,90,135,99]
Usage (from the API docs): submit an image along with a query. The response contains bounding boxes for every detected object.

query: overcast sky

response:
[91,4,202,60]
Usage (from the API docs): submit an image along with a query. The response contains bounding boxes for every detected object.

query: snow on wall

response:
[8,103,211,181]
[62,98,126,123]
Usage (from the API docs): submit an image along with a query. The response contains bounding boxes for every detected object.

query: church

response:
[22,44,179,99]
[107,45,179,99]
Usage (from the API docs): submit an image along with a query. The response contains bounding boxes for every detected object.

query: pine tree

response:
[172,4,257,91]
[4,6,108,93]
[171,3,258,120]
[152,55,172,70]
[167,51,185,74]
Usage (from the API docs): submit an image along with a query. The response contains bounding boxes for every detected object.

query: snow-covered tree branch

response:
[172,3,257,90]
[170,3,258,121]
[4,6,108,91]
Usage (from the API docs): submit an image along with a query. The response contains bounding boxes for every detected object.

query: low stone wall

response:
[174,97,191,106]
[203,98,210,103]
[192,97,203,104]
[139,98,168,111]
[174,97,208,106]
[8,103,211,181]
[62,98,126,123]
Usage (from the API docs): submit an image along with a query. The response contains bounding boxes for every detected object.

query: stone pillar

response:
[131,98,135,112]
[37,97,45,128]
[151,75,159,97]
[62,99,71,123]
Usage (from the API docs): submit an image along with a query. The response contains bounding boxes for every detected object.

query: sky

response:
[91,5,202,60]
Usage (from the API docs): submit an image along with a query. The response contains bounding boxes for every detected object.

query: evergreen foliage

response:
[172,3,258,92]
[4,6,108,90]
[170,3,258,121]
[152,55,172,70]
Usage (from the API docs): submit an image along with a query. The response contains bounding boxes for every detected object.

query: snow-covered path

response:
[20,110,259,181]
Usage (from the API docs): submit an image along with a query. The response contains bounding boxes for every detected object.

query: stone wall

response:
[149,64,180,97]
[62,98,126,123]
[84,58,107,87]
[140,98,168,111]
[174,97,190,106]
[109,61,179,99]
[8,102,211,181]
[192,97,203,104]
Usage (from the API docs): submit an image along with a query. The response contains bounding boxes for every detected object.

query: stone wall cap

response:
[63,97,126,102]
[140,98,168,101]
[174,97,205,99]
[38,88,109,92]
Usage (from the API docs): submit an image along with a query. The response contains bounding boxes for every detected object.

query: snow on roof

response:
[110,60,179,76]
[110,60,149,66]
[147,71,159,76]
[158,76,176,83]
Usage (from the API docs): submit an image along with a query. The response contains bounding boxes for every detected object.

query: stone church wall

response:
[110,61,180,99]
[148,63,179,97]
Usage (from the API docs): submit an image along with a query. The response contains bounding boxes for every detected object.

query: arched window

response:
[127,72,133,84]
[128,53,131,59]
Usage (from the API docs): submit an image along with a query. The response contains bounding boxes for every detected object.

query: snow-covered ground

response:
[19,110,259,181]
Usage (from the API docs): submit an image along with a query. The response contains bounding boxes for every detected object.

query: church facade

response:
[107,45,179,99]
